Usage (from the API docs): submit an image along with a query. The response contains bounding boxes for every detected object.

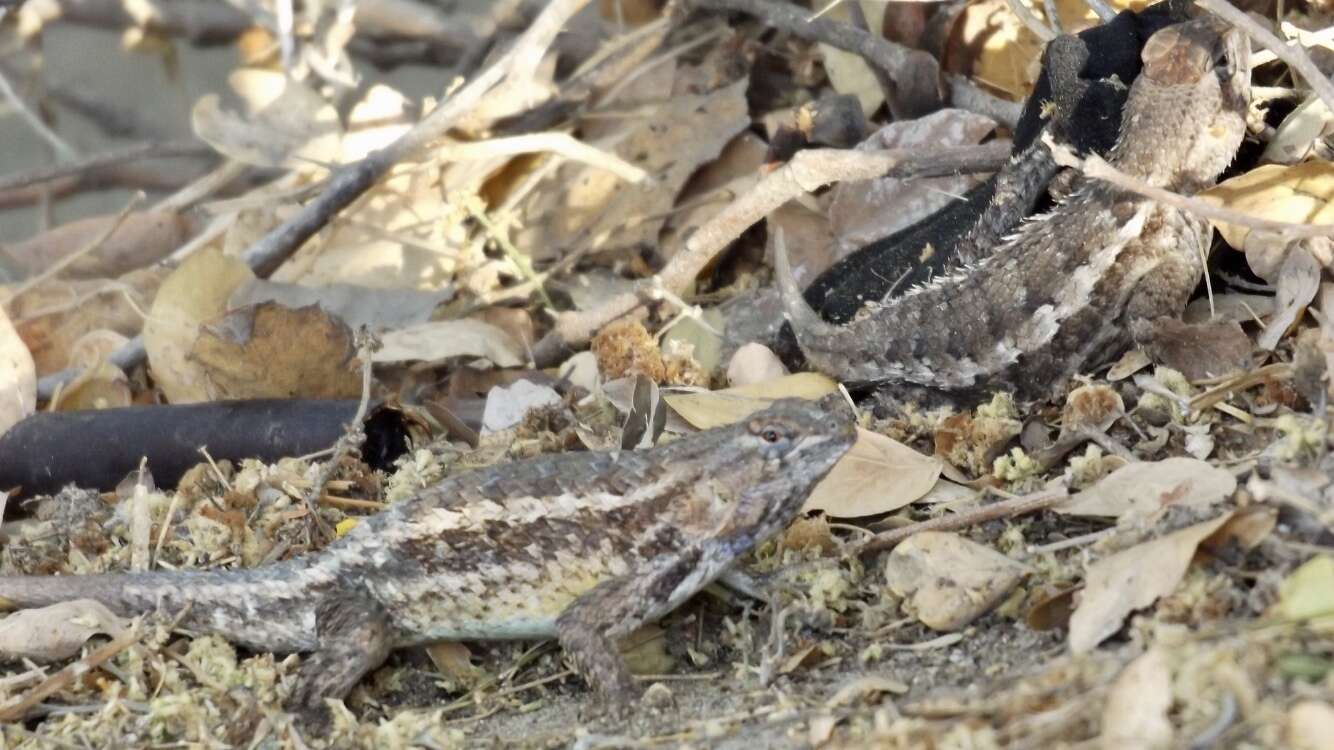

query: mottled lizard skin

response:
[0,399,855,714]
[779,17,1250,402]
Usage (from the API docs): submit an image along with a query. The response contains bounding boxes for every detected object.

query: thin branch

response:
[0,140,211,194]
[33,0,595,401]
[848,490,1070,557]
[1196,0,1334,119]
[531,142,1011,366]
[1005,0,1057,42]
[685,0,942,118]
[0,68,76,162]
[1048,137,1334,238]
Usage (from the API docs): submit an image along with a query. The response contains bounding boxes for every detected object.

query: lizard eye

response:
[761,429,782,443]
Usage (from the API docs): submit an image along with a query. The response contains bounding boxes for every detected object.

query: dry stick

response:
[434,132,650,183]
[0,140,212,194]
[0,67,77,162]
[685,0,942,118]
[847,490,1070,557]
[1005,0,1057,42]
[0,621,144,723]
[1196,0,1334,118]
[531,141,1011,366]
[32,0,594,401]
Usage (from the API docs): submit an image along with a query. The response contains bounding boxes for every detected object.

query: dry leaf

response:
[373,319,525,368]
[1068,512,1233,653]
[1,210,194,278]
[1057,457,1236,519]
[190,302,361,400]
[662,373,838,429]
[1257,244,1321,351]
[803,428,942,517]
[884,531,1030,631]
[230,279,452,332]
[480,380,562,435]
[192,69,342,168]
[0,600,128,661]
[143,247,256,403]
[1200,162,1334,252]
[0,307,35,436]
[1264,96,1334,165]
[817,2,887,115]
[828,111,996,255]
[1099,648,1173,750]
[425,642,484,685]
[1274,555,1334,622]
[1139,318,1252,380]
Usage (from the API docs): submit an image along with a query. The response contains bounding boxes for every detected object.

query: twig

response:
[685,0,941,118]
[1048,138,1334,238]
[1196,0,1334,119]
[0,68,77,162]
[947,74,1023,129]
[298,333,376,542]
[1005,0,1057,42]
[0,140,212,194]
[1084,0,1117,23]
[531,142,1011,366]
[847,490,1070,557]
[0,620,145,722]
[30,0,595,401]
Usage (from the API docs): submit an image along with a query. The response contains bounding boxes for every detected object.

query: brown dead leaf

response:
[51,361,132,412]
[884,531,1030,631]
[229,279,452,332]
[1139,318,1252,380]
[144,247,256,403]
[0,307,35,436]
[424,642,484,685]
[1068,512,1233,653]
[0,600,128,661]
[190,302,360,400]
[1099,648,1173,750]
[13,269,164,375]
[662,373,838,429]
[803,428,942,517]
[1,210,195,279]
[1057,457,1236,519]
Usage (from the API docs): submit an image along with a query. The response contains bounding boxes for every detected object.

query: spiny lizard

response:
[0,399,855,716]
[778,16,1250,402]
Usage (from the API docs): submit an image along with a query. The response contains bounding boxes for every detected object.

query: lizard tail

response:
[773,228,846,344]
[0,572,175,612]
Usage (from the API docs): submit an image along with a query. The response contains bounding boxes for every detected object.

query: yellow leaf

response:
[1199,161,1334,249]
[661,373,838,429]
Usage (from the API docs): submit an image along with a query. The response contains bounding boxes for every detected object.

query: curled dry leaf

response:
[0,599,127,661]
[1056,457,1237,519]
[1138,318,1253,381]
[191,302,362,400]
[373,319,525,368]
[1,210,195,279]
[803,428,942,517]
[1257,244,1321,351]
[1068,512,1233,654]
[1099,648,1173,750]
[144,247,256,404]
[883,531,1030,631]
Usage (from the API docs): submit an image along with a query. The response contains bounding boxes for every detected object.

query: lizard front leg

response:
[555,547,705,710]
[285,590,393,717]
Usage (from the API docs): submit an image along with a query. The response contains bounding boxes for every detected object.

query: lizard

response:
[773,0,1192,347]
[776,15,1250,403]
[0,398,856,717]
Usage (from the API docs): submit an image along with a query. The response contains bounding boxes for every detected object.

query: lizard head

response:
[739,396,857,468]
[1114,15,1250,191]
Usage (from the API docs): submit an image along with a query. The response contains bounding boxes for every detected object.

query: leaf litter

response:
[1,0,1334,747]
